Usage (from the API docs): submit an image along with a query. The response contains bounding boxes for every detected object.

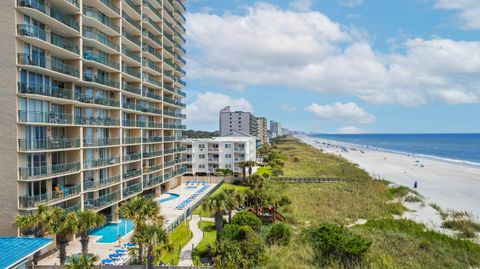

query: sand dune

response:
[297,135,480,221]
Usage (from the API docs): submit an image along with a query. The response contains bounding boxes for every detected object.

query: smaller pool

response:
[89,219,134,244]
[159,193,180,203]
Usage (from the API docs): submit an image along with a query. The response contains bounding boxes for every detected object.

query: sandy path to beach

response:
[297,135,480,220]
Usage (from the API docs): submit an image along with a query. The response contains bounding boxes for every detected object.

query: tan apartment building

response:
[256,117,269,145]
[0,0,187,235]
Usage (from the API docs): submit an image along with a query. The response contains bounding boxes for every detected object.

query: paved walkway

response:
[178,215,203,266]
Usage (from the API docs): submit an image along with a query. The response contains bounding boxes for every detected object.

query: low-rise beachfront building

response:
[0,237,53,269]
[184,134,257,175]
[0,0,188,235]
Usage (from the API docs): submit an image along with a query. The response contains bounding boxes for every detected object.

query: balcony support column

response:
[111,203,119,223]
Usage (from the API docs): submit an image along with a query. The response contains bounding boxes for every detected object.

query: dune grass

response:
[161,221,192,265]
[192,221,216,265]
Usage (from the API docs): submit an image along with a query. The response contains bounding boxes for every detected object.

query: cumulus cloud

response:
[186,2,480,106]
[305,102,375,124]
[337,126,367,134]
[289,0,313,11]
[339,0,364,8]
[280,104,297,112]
[435,0,480,30]
[185,92,253,124]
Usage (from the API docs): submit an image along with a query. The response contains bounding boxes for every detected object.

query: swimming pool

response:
[89,219,134,244]
[159,193,180,203]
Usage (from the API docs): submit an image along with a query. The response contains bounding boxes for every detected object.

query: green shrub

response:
[278,195,292,207]
[266,222,292,246]
[302,224,372,267]
[231,211,262,230]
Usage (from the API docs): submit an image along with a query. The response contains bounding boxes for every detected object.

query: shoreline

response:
[296,135,480,221]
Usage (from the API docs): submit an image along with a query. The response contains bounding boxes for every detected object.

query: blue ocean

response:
[311,133,480,166]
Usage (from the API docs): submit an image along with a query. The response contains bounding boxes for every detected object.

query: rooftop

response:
[0,237,53,269]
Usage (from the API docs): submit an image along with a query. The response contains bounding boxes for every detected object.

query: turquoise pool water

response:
[159,193,180,203]
[89,219,134,243]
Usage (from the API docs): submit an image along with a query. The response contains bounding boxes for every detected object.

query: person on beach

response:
[414,180,418,189]
[117,234,122,247]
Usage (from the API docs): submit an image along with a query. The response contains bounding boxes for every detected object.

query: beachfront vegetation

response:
[193,221,216,264]
[193,183,250,217]
[74,210,105,255]
[66,254,98,269]
[441,211,480,238]
[160,221,192,265]
[231,211,262,230]
[48,208,79,265]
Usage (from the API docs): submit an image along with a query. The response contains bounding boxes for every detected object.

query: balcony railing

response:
[143,151,162,158]
[125,0,141,15]
[144,136,163,143]
[84,50,119,70]
[19,137,80,151]
[19,162,81,179]
[122,48,141,63]
[17,0,79,31]
[124,153,142,162]
[83,137,120,147]
[83,28,119,51]
[143,175,163,188]
[143,16,162,33]
[123,183,142,197]
[83,156,120,169]
[17,24,79,54]
[142,90,162,101]
[142,44,162,61]
[122,29,141,46]
[19,184,81,209]
[122,65,141,78]
[123,137,142,144]
[142,59,163,74]
[19,110,72,125]
[123,83,141,95]
[18,53,79,78]
[74,93,119,107]
[100,0,120,14]
[84,191,120,210]
[83,175,121,191]
[123,169,142,180]
[18,82,73,100]
[143,164,162,174]
[75,116,119,126]
[122,119,146,128]
[83,5,120,32]
[122,11,141,30]
[83,74,119,88]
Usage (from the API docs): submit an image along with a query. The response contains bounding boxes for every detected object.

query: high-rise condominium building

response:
[270,121,282,138]
[219,106,258,138]
[256,117,269,145]
[0,0,187,235]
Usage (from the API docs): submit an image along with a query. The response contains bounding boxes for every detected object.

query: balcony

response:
[75,115,119,126]
[147,122,163,129]
[19,162,81,180]
[84,191,120,210]
[122,119,146,128]
[122,29,141,47]
[142,44,162,61]
[122,11,141,31]
[19,137,80,151]
[142,16,162,34]
[122,48,141,63]
[144,136,163,143]
[17,24,79,55]
[100,0,120,14]
[19,110,72,125]
[125,0,141,15]
[83,28,119,52]
[18,82,73,101]
[84,175,121,191]
[84,50,120,70]
[143,151,162,158]
[83,74,119,88]
[142,60,163,75]
[122,83,141,95]
[75,93,119,108]
[143,73,162,88]
[18,53,79,78]
[83,137,120,147]
[123,183,142,198]
[143,175,163,189]
[83,156,120,169]
[122,65,141,79]
[17,0,79,32]
[83,5,120,33]
[164,160,176,167]
[143,164,162,174]
[19,184,81,209]
[142,90,162,101]
[124,152,142,162]
[123,169,142,180]
[123,137,142,144]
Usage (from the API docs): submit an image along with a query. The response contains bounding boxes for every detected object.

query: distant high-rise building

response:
[270,121,282,137]
[256,117,269,145]
[219,106,258,137]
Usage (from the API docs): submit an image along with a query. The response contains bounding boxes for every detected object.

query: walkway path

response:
[178,215,204,266]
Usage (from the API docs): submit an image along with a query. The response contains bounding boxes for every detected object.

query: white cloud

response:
[187,2,480,106]
[339,0,364,8]
[429,89,479,104]
[185,92,253,124]
[337,126,366,134]
[435,0,480,30]
[280,104,297,112]
[305,102,375,124]
[289,0,313,11]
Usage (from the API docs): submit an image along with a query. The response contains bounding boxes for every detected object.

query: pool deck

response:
[38,182,217,265]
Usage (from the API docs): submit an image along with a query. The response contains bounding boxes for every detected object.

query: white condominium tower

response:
[0,0,188,235]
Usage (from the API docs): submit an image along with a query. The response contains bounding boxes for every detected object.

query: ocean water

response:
[311,133,480,166]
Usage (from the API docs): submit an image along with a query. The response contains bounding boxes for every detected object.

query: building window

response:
[199,144,205,149]
[225,144,232,148]
[199,154,205,159]
[199,164,205,168]
[225,164,232,169]
[225,154,232,158]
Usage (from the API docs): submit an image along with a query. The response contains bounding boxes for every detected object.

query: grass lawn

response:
[160,221,192,265]
[192,221,216,265]
[256,166,272,177]
[263,137,480,268]
[193,183,250,217]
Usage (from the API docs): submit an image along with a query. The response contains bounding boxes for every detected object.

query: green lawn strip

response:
[256,166,273,177]
[193,183,250,217]
[192,221,216,265]
[161,221,192,265]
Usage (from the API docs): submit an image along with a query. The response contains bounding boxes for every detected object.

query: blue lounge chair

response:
[101,259,114,265]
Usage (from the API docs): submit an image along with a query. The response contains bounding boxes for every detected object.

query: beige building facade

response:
[0,0,187,235]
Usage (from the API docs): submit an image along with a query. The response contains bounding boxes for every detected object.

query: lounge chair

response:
[101,259,114,265]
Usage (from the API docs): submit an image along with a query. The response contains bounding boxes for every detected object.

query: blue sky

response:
[182,0,480,133]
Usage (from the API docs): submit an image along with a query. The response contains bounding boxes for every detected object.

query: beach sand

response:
[297,135,480,224]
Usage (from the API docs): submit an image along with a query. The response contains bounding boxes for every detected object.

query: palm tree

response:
[133,222,173,269]
[66,254,98,269]
[223,189,244,223]
[119,196,161,264]
[202,191,228,241]
[48,208,78,265]
[14,205,53,265]
[238,161,248,181]
[246,161,257,176]
[75,210,105,255]
[216,168,234,177]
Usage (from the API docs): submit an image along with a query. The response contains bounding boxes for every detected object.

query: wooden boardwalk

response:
[272,177,357,183]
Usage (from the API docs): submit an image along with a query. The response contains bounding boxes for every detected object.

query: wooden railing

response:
[272,177,357,183]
